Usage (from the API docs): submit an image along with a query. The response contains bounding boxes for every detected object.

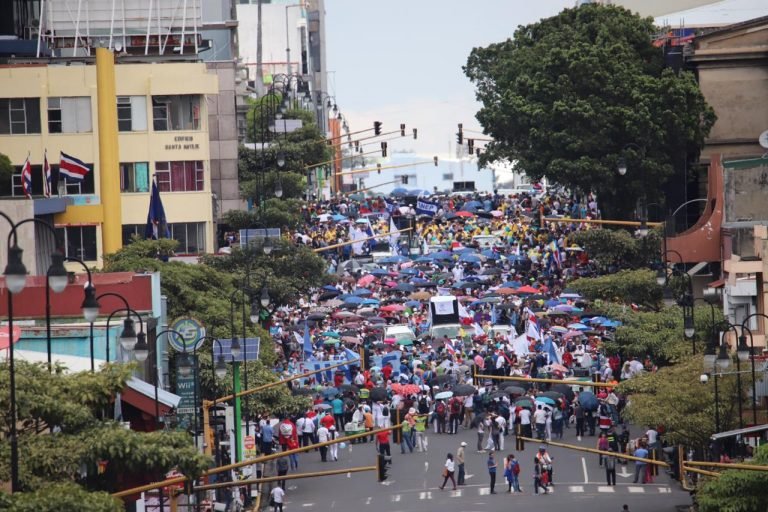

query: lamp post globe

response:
[134,333,149,362]
[617,158,628,176]
[4,245,28,293]
[260,288,270,308]
[215,356,228,379]
[250,302,260,324]
[119,317,138,351]
[82,285,101,322]
[737,335,750,362]
[47,253,69,293]
[230,337,242,359]
[177,352,193,378]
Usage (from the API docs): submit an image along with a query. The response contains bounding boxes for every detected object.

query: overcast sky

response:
[325,0,574,160]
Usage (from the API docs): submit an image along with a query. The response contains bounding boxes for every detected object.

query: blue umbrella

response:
[463,200,483,210]
[415,256,432,263]
[331,214,348,222]
[535,396,556,406]
[545,299,561,308]
[391,187,408,197]
[399,268,419,275]
[394,283,415,292]
[380,255,407,264]
[371,269,390,276]
[429,251,454,260]
[459,253,482,263]
[353,288,372,296]
[500,281,522,289]
[568,323,589,331]
[481,250,499,260]
[405,300,422,308]
[322,387,339,398]
[323,285,339,292]
[343,296,365,305]
[578,391,599,411]
[410,277,430,285]
[361,298,380,305]
[603,320,622,328]
[453,247,477,254]
[588,316,608,325]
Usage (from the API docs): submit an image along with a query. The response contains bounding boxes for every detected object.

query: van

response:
[384,325,416,345]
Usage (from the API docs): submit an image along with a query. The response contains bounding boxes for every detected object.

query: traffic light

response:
[468,139,475,155]
[413,128,418,140]
[400,123,406,136]
[381,142,388,157]
[377,454,392,482]
[433,156,439,166]
[354,140,360,150]
[456,123,463,145]
[374,121,382,135]
[401,175,408,185]
[377,163,381,174]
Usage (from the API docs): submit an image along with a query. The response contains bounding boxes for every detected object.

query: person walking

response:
[414,412,428,452]
[317,424,330,462]
[439,453,457,491]
[508,454,522,493]
[269,484,285,512]
[260,416,274,455]
[476,415,486,452]
[574,400,585,441]
[328,425,339,461]
[533,405,547,440]
[633,443,649,484]
[597,432,609,466]
[487,450,498,494]
[376,428,391,457]
[456,441,467,485]
[276,456,289,489]
[605,447,617,486]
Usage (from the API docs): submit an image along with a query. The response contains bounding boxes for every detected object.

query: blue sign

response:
[169,317,206,352]
[416,199,439,216]
[213,337,261,362]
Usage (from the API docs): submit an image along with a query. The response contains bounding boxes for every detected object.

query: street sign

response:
[175,362,198,431]
[169,317,206,352]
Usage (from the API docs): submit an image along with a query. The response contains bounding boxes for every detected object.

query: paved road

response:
[264,423,693,512]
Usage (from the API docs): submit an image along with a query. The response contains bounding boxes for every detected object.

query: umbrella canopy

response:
[550,326,568,334]
[578,391,599,411]
[563,330,584,340]
[410,291,432,300]
[292,387,315,396]
[496,287,516,296]
[357,274,377,287]
[313,403,332,410]
[333,311,360,320]
[391,383,420,396]
[430,374,452,386]
[452,384,476,396]
[339,384,359,393]
[552,384,575,402]
[394,283,415,292]
[535,396,556,406]
[321,331,340,338]
[516,285,539,294]
[538,391,565,401]
[323,298,344,308]
[515,397,535,409]
[322,387,339,398]
[380,255,408,264]
[455,211,474,218]
[435,391,454,400]
[341,336,361,344]
[370,387,388,402]
[371,268,391,277]
[353,288,373,297]
[380,304,405,313]
[567,323,589,331]
[343,296,365,305]
[307,313,327,321]
[502,385,527,396]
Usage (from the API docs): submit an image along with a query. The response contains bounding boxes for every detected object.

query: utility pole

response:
[256,0,263,94]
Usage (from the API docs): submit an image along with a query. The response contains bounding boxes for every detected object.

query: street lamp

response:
[260,287,271,309]
[739,313,767,426]
[92,292,131,371]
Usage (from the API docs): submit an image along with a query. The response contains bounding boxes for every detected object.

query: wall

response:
[0,200,38,274]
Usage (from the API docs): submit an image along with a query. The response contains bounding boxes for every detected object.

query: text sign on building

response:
[164,135,200,151]
[175,365,198,431]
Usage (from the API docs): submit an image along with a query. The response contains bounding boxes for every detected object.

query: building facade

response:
[0,60,218,264]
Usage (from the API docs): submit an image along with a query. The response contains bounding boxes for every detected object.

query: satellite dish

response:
[759,130,768,149]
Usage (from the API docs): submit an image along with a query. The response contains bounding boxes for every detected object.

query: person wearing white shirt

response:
[300,414,315,447]
[519,407,532,439]
[495,415,507,450]
[463,394,474,428]
[317,425,330,462]
[270,485,285,512]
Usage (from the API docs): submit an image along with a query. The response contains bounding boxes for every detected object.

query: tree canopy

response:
[570,269,663,310]
[464,4,715,216]
[697,444,768,512]
[569,228,661,272]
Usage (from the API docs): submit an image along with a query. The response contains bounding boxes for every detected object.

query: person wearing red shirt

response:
[376,429,391,456]
[320,413,335,430]
[382,363,393,382]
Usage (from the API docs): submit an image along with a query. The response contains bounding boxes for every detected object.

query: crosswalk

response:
[286,484,675,508]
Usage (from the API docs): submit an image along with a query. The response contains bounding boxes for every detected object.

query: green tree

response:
[0,482,122,511]
[464,4,715,217]
[570,228,661,271]
[0,361,209,501]
[697,444,768,512]
[570,269,663,309]
[0,152,12,181]
[618,356,742,450]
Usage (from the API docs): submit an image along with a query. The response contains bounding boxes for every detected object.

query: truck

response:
[428,295,469,346]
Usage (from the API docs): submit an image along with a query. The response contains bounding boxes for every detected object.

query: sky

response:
[324,0,574,162]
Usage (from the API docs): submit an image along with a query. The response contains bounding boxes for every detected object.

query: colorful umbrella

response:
[435,391,454,400]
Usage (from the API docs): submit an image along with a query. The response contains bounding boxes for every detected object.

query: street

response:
[267,423,692,512]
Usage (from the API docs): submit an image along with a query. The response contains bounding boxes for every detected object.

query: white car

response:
[384,325,416,345]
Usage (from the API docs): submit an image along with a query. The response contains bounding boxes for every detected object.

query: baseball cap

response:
[460,441,467,447]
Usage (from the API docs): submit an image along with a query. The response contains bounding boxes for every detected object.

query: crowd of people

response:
[242,188,667,509]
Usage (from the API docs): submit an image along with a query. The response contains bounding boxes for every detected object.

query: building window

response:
[8,164,95,198]
[152,95,201,131]
[122,224,144,246]
[120,162,150,193]
[442,173,453,181]
[155,161,205,192]
[117,96,148,132]
[0,98,41,134]
[48,97,92,133]
[169,222,206,254]
[55,226,98,261]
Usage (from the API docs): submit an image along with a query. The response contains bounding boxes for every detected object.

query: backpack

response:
[382,406,389,417]
[512,460,520,475]
[279,422,293,437]
[436,402,446,417]
[451,399,461,415]
[418,397,429,414]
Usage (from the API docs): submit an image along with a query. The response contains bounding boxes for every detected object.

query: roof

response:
[711,423,768,439]
[655,0,768,27]
[125,377,181,409]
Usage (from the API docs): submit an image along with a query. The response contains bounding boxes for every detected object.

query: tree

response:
[464,4,715,217]
[697,444,768,512]
[587,301,723,364]
[0,152,12,181]
[618,356,742,450]
[0,361,209,503]
[570,269,663,309]
[570,228,661,271]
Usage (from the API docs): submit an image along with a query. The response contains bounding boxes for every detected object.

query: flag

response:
[59,151,90,182]
[145,178,170,239]
[542,337,561,364]
[389,217,400,250]
[42,150,51,197]
[525,307,541,342]
[490,305,498,325]
[20,153,32,199]
[549,241,562,269]
[303,323,313,359]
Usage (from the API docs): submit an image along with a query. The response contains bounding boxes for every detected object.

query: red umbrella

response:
[357,274,376,287]
[516,285,539,294]
[455,211,474,218]
[380,304,405,312]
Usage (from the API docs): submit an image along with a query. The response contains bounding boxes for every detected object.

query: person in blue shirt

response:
[633,443,649,483]
[331,396,344,431]
[261,415,274,455]
[487,450,498,494]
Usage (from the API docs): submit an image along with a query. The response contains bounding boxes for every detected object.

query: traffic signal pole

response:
[233,362,242,462]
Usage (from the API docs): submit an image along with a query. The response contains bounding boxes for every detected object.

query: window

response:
[55,226,98,261]
[120,162,150,193]
[47,97,92,133]
[155,161,205,192]
[122,224,144,246]
[442,173,454,181]
[117,96,148,132]
[0,98,41,134]
[169,222,206,254]
[152,95,201,131]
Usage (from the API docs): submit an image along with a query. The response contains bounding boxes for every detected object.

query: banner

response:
[416,199,439,216]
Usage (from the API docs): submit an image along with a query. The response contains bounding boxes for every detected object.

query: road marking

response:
[391,494,401,502]
[450,490,462,498]
[478,488,490,496]
[465,474,474,480]
[347,472,351,478]
[628,486,645,493]
[365,497,372,505]
[424,462,429,472]
[619,466,632,478]
[381,480,394,486]
[658,487,672,493]
[419,492,432,500]
[569,485,585,493]
[302,504,314,507]
[582,457,589,483]
[597,486,615,493]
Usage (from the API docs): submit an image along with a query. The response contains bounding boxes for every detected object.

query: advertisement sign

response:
[169,317,206,352]
[175,362,198,431]
[244,435,257,458]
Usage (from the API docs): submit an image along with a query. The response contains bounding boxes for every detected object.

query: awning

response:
[121,377,181,418]
[708,278,726,289]
[711,423,768,440]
